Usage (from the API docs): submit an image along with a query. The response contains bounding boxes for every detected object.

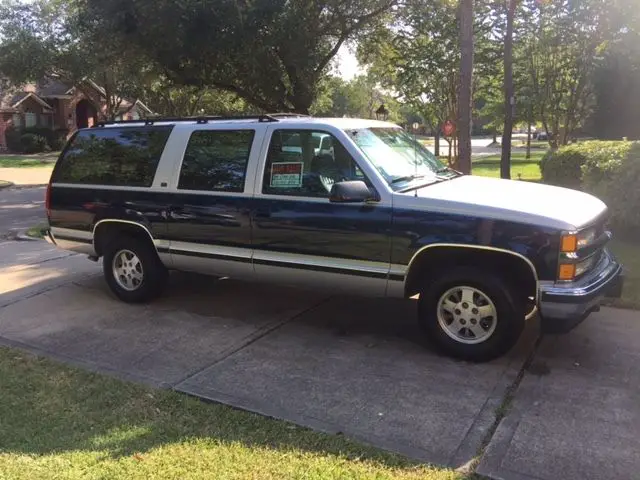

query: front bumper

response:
[539,249,623,333]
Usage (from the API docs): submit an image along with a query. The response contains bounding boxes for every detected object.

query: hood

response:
[394,175,607,231]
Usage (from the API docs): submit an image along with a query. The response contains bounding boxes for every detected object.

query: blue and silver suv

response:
[44,115,623,361]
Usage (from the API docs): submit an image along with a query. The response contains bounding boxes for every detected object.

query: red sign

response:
[270,162,303,188]
[442,120,455,137]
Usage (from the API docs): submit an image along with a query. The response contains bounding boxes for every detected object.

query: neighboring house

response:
[0,77,153,150]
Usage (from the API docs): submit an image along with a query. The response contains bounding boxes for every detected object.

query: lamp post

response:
[375,104,389,121]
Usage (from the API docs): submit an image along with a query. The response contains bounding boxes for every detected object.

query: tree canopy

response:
[83,0,397,114]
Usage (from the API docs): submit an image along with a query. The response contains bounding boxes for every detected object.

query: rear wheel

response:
[418,267,524,362]
[103,236,167,303]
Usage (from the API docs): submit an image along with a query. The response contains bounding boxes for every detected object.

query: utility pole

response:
[457,0,474,174]
[501,0,517,179]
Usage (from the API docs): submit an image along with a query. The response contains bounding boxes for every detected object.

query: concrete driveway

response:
[1,239,639,479]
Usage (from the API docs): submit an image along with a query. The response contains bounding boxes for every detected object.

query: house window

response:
[12,114,22,128]
[25,112,37,128]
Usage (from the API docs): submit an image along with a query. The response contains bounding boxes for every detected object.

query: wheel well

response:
[404,247,538,303]
[93,221,156,258]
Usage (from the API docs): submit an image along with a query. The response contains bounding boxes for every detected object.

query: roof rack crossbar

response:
[93,114,280,127]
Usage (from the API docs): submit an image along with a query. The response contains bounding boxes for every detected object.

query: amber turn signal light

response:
[558,263,576,281]
[561,234,577,252]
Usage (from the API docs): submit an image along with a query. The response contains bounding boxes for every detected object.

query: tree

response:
[84,0,397,114]
[457,0,474,174]
[589,0,640,140]
[518,0,624,147]
[140,80,252,117]
[358,0,461,160]
[0,0,151,120]
[358,0,500,166]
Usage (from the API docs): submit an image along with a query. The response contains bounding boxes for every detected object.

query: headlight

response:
[575,254,598,277]
[561,227,597,253]
[577,228,597,248]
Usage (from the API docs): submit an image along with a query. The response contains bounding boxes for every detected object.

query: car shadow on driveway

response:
[0,264,537,469]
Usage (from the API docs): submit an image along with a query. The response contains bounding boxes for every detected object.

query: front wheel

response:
[418,267,524,362]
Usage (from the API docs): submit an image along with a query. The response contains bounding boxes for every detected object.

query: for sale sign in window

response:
[270,162,304,188]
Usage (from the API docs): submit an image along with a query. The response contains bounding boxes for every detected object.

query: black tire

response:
[103,235,167,303]
[418,267,525,362]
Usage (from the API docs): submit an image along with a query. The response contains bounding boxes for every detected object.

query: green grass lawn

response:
[472,151,546,181]
[609,239,640,310]
[0,347,464,480]
[0,153,59,168]
[25,223,48,239]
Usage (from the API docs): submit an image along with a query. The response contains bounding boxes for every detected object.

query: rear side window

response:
[53,127,172,187]
[178,130,255,192]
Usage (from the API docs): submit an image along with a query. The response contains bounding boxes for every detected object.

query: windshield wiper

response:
[436,166,462,177]
[390,174,426,184]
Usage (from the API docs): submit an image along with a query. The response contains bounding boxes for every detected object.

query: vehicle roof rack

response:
[266,113,310,118]
[93,114,282,127]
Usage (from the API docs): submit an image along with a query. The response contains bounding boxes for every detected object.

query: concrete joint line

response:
[465,334,544,475]
[171,296,333,389]
[0,271,96,310]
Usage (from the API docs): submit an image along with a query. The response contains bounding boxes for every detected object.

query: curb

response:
[3,229,43,242]
[0,180,15,190]
[5,183,47,190]
[16,232,41,242]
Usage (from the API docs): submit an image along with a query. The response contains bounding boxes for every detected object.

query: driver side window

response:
[262,129,367,198]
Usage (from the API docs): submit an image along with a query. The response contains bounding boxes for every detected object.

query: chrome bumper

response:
[539,249,623,333]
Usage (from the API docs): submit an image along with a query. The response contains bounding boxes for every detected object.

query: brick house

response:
[0,77,153,150]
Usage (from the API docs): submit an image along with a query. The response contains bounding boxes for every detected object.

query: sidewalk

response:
[0,166,53,186]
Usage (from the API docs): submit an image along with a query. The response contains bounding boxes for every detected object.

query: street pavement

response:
[1,239,640,479]
[0,186,46,238]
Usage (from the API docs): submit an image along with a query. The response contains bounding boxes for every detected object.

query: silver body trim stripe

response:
[50,226,93,241]
[170,241,252,261]
[253,250,391,276]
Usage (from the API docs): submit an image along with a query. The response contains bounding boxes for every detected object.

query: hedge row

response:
[5,126,68,153]
[540,141,640,235]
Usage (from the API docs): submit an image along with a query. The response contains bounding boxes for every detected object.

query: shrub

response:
[19,133,50,154]
[539,145,586,188]
[540,141,634,189]
[22,127,67,151]
[582,142,640,235]
[4,126,23,152]
[50,129,69,151]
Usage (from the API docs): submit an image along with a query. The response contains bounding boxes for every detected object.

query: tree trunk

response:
[501,0,516,180]
[492,130,498,144]
[457,0,474,174]
[435,130,441,157]
[526,120,532,160]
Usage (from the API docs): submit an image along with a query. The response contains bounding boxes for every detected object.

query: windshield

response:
[346,127,450,190]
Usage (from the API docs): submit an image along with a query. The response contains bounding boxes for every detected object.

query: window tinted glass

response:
[262,129,368,198]
[178,130,254,192]
[53,127,172,187]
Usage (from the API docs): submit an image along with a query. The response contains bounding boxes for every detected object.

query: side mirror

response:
[329,181,378,203]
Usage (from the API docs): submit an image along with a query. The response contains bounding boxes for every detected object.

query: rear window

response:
[52,126,172,187]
